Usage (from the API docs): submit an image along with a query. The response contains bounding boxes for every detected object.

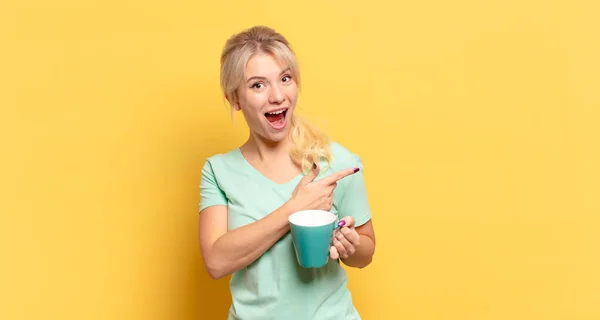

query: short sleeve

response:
[199,159,228,212]
[337,155,372,227]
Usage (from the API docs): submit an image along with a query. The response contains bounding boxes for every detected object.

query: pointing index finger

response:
[319,167,360,185]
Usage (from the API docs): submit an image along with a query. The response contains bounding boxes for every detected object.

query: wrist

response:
[268,201,297,234]
[283,197,301,215]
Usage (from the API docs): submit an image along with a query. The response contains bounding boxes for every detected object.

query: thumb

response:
[299,162,320,185]
[337,216,355,228]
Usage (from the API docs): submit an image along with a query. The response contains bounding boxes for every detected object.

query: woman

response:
[198,25,376,320]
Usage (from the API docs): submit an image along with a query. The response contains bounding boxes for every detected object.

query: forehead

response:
[245,54,289,79]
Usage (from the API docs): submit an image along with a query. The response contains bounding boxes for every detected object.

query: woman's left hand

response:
[330,216,361,260]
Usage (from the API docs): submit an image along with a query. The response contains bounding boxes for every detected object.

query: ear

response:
[225,94,241,111]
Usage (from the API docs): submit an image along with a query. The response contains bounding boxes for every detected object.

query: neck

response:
[242,132,293,163]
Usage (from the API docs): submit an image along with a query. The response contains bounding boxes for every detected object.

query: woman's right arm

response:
[198,201,297,280]
[198,163,358,280]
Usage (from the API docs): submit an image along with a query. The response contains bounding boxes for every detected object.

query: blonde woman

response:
[198,25,376,319]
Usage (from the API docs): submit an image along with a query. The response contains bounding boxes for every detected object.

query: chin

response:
[260,126,289,143]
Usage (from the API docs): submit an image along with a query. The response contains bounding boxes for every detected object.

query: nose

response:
[268,84,285,105]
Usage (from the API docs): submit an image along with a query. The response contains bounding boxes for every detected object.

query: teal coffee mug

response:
[288,210,337,268]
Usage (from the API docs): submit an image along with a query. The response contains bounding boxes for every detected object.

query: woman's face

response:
[234,53,298,143]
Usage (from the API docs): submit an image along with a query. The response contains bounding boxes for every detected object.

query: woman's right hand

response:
[288,163,359,212]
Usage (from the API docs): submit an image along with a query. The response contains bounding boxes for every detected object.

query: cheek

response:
[241,91,267,112]
[285,85,299,103]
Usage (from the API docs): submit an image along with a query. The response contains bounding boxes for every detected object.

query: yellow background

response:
[2,0,599,319]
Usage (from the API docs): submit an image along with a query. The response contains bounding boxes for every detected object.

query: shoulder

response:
[328,141,364,170]
[205,148,240,163]
[202,148,241,174]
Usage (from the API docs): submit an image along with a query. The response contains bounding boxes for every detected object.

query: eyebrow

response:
[246,68,291,83]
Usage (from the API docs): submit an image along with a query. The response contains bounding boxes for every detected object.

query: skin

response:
[198,53,376,279]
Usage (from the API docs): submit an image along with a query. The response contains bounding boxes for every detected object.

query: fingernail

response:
[312,163,317,170]
[338,220,346,227]
[353,167,360,173]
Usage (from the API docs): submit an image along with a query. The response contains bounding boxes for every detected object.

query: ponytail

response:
[289,114,333,173]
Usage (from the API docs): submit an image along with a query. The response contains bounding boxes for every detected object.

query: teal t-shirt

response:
[199,142,372,320]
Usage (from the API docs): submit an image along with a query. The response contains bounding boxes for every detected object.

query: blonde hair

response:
[220,25,332,172]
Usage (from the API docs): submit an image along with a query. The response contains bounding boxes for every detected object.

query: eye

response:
[281,75,292,82]
[251,82,265,89]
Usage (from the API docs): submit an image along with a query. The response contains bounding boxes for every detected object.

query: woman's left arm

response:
[330,217,376,268]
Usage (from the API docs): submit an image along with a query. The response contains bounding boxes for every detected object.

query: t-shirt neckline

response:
[234,148,304,187]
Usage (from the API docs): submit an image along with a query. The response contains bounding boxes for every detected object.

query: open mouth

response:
[264,108,288,129]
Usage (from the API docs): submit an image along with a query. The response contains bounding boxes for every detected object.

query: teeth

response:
[267,110,285,115]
